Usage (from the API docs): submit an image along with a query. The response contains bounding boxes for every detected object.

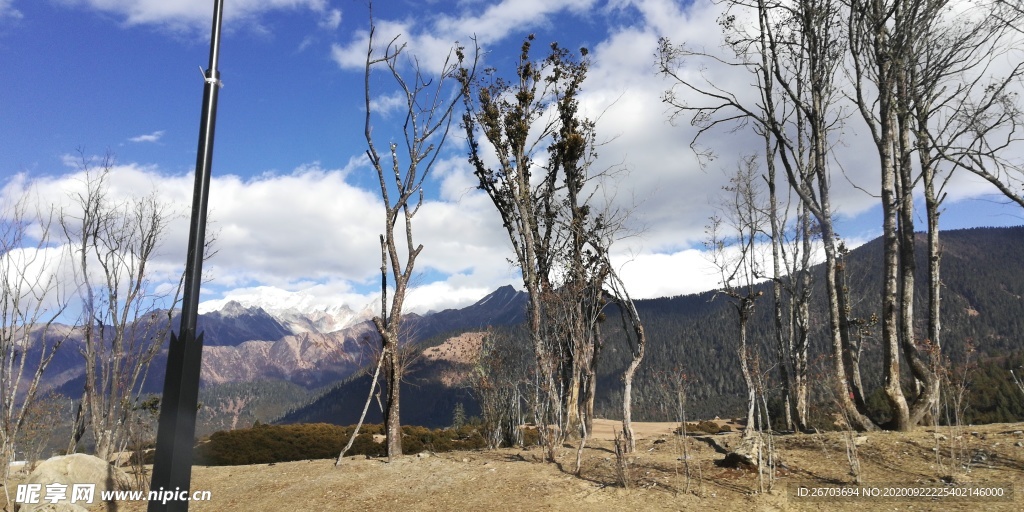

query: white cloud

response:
[330,0,599,72]
[367,91,407,118]
[129,130,165,143]
[0,0,22,20]
[403,281,497,314]
[3,151,523,313]
[612,249,721,299]
[431,0,597,44]
[319,8,341,30]
[199,161,383,289]
[59,0,336,32]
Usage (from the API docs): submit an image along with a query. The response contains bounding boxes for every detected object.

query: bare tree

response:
[847,0,1024,429]
[769,188,814,432]
[705,157,768,437]
[360,15,473,460]
[1,186,71,508]
[913,1,1024,422]
[604,265,646,454]
[757,0,878,430]
[61,153,179,460]
[472,326,531,449]
[661,0,1024,433]
[658,0,877,430]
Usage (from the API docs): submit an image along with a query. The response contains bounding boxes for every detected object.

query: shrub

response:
[676,420,727,435]
[195,423,372,465]
[194,423,486,466]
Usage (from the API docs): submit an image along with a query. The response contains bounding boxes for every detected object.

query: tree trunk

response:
[766,146,794,432]
[336,344,386,465]
[872,24,912,428]
[819,190,876,431]
[582,332,602,436]
[738,305,757,437]
[923,158,942,424]
[793,205,812,431]
[882,158,912,430]
[384,333,402,460]
[615,277,646,454]
[621,351,642,453]
[565,363,582,435]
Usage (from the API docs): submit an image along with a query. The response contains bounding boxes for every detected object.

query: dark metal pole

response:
[149,1,224,510]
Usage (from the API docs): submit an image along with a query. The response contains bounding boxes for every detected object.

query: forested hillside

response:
[597,226,1024,423]
[280,226,1024,429]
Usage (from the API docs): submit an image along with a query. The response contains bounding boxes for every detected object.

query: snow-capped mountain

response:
[34,285,527,396]
[198,287,375,335]
[191,285,525,387]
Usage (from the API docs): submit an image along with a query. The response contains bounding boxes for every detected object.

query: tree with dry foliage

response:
[460,35,584,459]
[461,35,641,459]
[360,17,474,460]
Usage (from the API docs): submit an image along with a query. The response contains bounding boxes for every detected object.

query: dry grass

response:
[6,420,1023,511]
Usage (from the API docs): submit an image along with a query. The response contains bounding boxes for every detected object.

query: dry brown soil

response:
[6,419,1024,511]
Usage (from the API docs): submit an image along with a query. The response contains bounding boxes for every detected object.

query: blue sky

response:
[2,0,1022,314]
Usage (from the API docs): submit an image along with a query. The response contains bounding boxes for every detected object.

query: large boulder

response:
[19,454,131,511]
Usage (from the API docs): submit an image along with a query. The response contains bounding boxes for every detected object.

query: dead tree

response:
[361,17,473,460]
[705,157,769,437]
[605,266,645,454]
[1,186,71,506]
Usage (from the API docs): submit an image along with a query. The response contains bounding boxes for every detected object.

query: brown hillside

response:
[421,331,485,365]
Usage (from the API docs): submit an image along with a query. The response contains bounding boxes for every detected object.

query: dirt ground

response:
[6,419,1024,511]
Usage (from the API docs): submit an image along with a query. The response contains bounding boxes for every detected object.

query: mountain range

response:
[26,226,1024,434]
[34,284,527,398]
[196,284,527,388]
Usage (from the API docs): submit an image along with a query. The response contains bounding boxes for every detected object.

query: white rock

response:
[21,454,132,512]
